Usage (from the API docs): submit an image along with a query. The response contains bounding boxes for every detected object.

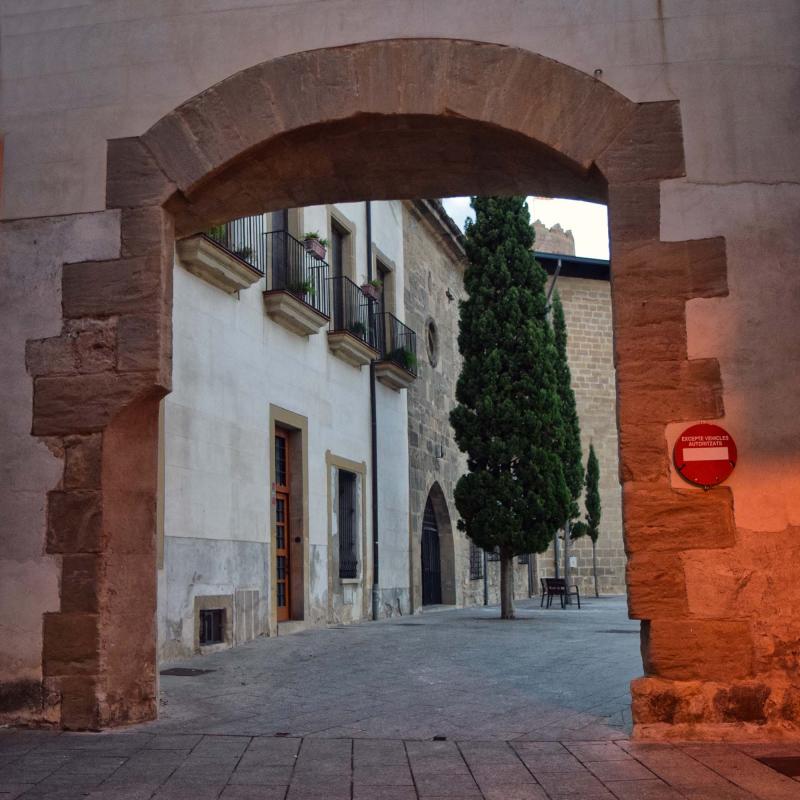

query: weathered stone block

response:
[116,313,167,372]
[106,137,175,209]
[607,180,661,243]
[26,335,77,376]
[597,100,685,183]
[120,206,171,259]
[64,434,103,489]
[33,371,157,436]
[618,423,669,483]
[643,618,754,681]
[630,676,706,725]
[623,482,735,552]
[627,551,688,619]
[713,683,771,723]
[42,613,100,676]
[687,237,729,299]
[616,358,723,426]
[46,490,103,554]
[142,112,213,192]
[61,555,101,613]
[62,257,162,318]
[58,675,99,730]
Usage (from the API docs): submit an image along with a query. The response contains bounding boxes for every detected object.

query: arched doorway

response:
[421,496,442,606]
[28,38,744,738]
[417,483,457,608]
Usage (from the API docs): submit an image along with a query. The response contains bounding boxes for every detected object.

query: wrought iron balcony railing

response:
[373,311,418,376]
[265,230,330,318]
[328,275,377,350]
[206,216,267,275]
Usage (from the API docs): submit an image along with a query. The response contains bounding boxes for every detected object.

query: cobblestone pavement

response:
[2,598,799,798]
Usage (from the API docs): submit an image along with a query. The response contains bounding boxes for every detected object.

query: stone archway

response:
[420,483,457,607]
[28,38,748,737]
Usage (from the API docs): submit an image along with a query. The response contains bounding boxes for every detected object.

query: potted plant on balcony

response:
[288,279,316,302]
[349,320,367,339]
[303,232,328,260]
[361,278,382,302]
[388,346,417,372]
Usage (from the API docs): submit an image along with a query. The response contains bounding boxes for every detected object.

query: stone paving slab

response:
[2,599,800,797]
[4,733,799,797]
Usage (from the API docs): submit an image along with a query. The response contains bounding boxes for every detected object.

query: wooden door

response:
[275,429,291,622]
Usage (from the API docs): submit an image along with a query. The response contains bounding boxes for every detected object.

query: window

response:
[338,470,358,579]
[469,541,483,580]
[330,222,346,280]
[275,432,287,488]
[518,553,530,565]
[376,260,390,315]
[426,319,438,367]
[199,609,225,645]
[487,546,501,562]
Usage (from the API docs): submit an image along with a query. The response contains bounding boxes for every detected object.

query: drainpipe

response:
[367,201,380,621]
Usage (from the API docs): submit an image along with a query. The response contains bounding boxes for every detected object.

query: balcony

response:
[373,312,418,390]
[326,276,379,368]
[263,230,330,336]
[177,217,264,294]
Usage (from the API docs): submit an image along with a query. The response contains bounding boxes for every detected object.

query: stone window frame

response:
[193,594,234,654]
[425,316,439,367]
[325,452,369,616]
[371,244,397,317]
[326,205,358,283]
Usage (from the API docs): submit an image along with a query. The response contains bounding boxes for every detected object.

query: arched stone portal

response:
[27,38,757,738]
[419,483,457,608]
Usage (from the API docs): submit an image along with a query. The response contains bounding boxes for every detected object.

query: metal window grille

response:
[518,553,530,565]
[275,435,287,487]
[338,470,358,579]
[469,541,483,580]
[487,546,501,562]
[199,608,225,645]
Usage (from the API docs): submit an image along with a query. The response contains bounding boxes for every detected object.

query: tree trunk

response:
[500,549,515,619]
[563,522,571,604]
[592,540,599,598]
[553,532,560,579]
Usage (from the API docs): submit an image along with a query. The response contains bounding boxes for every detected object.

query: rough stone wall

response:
[532,220,575,256]
[536,275,624,595]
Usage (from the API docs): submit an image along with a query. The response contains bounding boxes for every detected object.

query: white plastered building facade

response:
[159,201,411,660]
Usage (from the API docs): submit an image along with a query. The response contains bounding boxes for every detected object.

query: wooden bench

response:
[542,577,581,609]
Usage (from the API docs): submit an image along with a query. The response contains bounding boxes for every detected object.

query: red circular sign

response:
[673,423,737,487]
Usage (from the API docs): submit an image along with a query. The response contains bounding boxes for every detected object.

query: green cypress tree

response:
[585,443,602,597]
[551,291,583,584]
[571,443,602,597]
[450,196,571,619]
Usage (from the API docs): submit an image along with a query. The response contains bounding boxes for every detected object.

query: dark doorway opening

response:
[421,497,442,606]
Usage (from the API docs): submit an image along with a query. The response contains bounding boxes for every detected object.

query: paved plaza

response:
[2,598,799,798]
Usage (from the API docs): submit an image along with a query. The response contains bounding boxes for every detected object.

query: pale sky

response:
[440,196,610,260]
